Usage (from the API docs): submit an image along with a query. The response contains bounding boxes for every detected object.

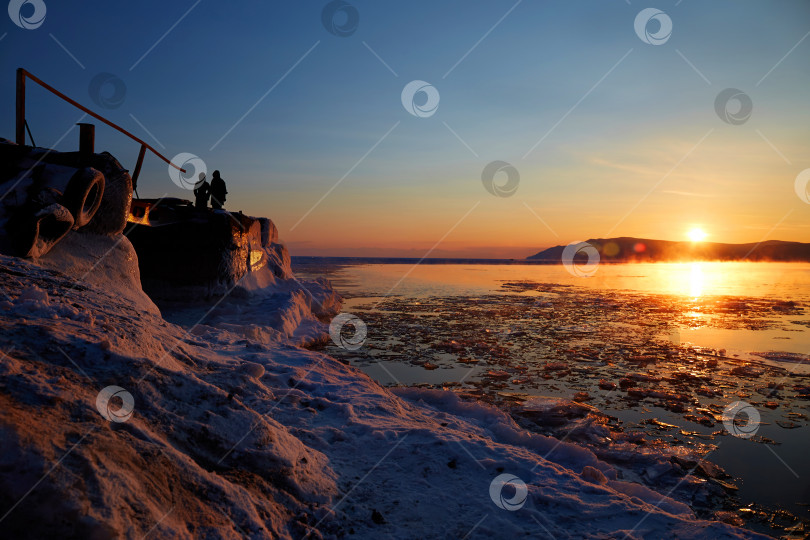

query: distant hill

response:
[527,237,810,262]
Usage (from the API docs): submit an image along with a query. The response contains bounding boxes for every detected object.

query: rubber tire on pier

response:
[62,168,105,229]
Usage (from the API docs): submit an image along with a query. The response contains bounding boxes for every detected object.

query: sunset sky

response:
[2,0,809,257]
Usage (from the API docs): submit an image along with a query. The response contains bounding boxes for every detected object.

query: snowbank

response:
[0,247,767,538]
[38,231,160,316]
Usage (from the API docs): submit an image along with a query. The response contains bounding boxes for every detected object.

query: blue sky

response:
[2,0,809,257]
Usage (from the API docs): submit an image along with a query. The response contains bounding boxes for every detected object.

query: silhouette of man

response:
[210,170,228,210]
[193,172,211,209]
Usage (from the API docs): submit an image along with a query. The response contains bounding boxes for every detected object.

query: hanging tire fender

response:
[62,167,105,229]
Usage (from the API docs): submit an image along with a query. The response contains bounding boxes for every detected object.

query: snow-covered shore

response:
[0,235,768,539]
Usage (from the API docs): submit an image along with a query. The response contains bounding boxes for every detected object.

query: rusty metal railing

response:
[15,68,185,190]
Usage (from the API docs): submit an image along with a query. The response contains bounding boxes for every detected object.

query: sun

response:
[687,227,708,242]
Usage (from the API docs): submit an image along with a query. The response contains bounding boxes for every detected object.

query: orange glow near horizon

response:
[227,131,809,258]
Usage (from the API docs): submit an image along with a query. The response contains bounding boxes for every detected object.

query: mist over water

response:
[321,260,810,299]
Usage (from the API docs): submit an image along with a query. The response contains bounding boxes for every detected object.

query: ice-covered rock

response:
[258,216,279,246]
[581,464,608,485]
[127,202,294,300]
[39,230,160,316]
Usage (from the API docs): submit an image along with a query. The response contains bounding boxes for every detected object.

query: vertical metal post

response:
[16,68,25,145]
[78,123,95,160]
[131,144,147,193]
